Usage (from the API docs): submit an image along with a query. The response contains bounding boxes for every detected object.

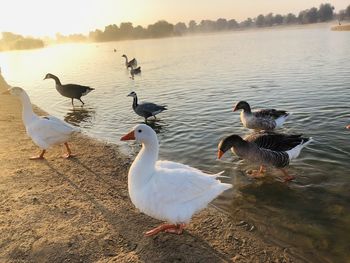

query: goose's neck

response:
[129,138,159,188]
[132,96,138,109]
[124,56,128,63]
[50,75,62,86]
[243,104,251,113]
[19,93,37,125]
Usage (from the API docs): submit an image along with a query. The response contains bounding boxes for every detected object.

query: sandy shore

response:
[0,75,301,262]
[331,24,350,31]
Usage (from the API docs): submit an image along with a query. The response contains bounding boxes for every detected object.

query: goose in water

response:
[44,73,94,106]
[121,124,231,236]
[127,91,167,121]
[122,54,137,69]
[2,87,79,159]
[130,66,141,79]
[233,101,289,131]
[217,132,312,181]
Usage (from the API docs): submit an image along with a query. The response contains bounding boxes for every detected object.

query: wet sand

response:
[0,75,301,262]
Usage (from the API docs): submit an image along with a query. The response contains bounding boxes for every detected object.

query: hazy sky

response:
[0,0,349,37]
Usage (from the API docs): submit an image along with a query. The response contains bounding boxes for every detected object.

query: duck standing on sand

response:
[2,87,79,159]
[44,73,94,106]
[121,124,231,236]
[122,54,137,69]
[127,91,167,121]
[217,132,312,181]
[233,101,289,131]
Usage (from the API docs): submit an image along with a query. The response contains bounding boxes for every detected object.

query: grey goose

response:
[130,66,141,79]
[122,54,137,69]
[233,101,289,131]
[44,73,94,106]
[127,91,167,121]
[217,132,312,181]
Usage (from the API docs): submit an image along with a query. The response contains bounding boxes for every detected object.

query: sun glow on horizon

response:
[0,0,349,38]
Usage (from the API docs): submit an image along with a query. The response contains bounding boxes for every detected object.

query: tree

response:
[174,22,187,35]
[240,18,253,28]
[256,14,265,27]
[346,5,350,18]
[284,13,297,24]
[274,14,284,25]
[147,20,174,38]
[264,13,274,26]
[227,19,239,29]
[318,3,334,22]
[216,18,228,31]
[188,20,197,33]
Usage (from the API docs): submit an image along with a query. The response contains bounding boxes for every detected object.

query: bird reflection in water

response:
[144,119,167,134]
[64,107,95,127]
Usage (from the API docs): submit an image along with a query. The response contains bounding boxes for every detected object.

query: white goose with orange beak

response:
[121,124,231,236]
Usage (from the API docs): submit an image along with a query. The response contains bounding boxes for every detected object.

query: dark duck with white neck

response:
[127,91,167,121]
[44,73,94,106]
[233,101,289,131]
[217,131,313,181]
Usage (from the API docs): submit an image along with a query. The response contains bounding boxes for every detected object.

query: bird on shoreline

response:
[2,87,79,159]
[217,131,312,181]
[130,66,141,79]
[127,91,167,121]
[122,54,137,69]
[233,101,289,131]
[44,73,94,106]
[121,124,231,236]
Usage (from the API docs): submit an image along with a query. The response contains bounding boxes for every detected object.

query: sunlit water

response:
[1,25,349,262]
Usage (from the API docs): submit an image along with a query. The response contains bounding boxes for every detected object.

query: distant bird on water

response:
[130,66,141,79]
[217,131,312,181]
[346,125,350,130]
[122,54,137,69]
[2,87,79,160]
[233,101,289,131]
[127,91,167,121]
[44,73,94,106]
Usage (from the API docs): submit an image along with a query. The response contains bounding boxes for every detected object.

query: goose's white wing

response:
[156,160,201,173]
[153,161,230,204]
[26,116,78,149]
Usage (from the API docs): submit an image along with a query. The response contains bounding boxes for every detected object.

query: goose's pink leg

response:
[281,168,295,182]
[62,143,75,159]
[29,150,46,160]
[247,165,266,178]
[145,223,186,237]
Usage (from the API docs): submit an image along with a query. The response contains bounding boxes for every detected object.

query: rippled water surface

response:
[1,25,350,262]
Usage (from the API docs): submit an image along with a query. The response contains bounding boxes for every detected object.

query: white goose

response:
[3,87,79,159]
[121,124,231,236]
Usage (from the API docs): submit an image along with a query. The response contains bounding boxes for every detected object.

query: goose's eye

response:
[138,129,142,133]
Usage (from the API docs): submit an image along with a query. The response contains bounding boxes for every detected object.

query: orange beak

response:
[346,125,350,130]
[121,130,135,141]
[217,149,224,159]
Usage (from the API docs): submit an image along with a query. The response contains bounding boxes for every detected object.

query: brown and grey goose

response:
[233,101,289,131]
[130,66,141,79]
[127,91,167,121]
[122,54,137,69]
[217,132,312,181]
[44,73,94,106]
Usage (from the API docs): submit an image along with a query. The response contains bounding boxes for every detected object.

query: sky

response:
[0,0,349,37]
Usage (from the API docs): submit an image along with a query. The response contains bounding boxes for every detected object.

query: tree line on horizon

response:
[1,2,350,50]
[70,3,350,43]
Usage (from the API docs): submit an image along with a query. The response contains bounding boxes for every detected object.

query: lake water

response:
[1,24,349,262]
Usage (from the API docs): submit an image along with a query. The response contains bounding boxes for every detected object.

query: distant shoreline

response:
[331,24,350,31]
